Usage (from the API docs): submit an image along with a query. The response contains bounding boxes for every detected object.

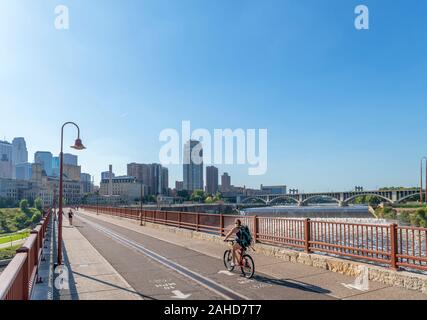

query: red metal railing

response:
[0,210,51,300]
[82,206,427,272]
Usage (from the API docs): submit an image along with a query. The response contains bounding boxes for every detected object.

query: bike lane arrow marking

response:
[171,290,192,299]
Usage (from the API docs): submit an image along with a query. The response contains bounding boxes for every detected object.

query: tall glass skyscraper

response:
[183,140,203,191]
[34,151,53,177]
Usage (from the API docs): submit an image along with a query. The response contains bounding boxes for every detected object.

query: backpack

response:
[239,225,253,248]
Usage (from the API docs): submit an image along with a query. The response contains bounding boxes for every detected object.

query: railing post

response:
[253,216,258,243]
[16,247,30,300]
[220,214,224,236]
[305,218,311,253]
[165,211,168,226]
[140,210,143,226]
[196,213,200,232]
[178,212,182,228]
[390,223,398,270]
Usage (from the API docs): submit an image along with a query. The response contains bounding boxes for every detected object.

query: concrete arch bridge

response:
[238,189,422,207]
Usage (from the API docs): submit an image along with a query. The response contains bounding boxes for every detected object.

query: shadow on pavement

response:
[252,274,331,295]
[72,271,157,300]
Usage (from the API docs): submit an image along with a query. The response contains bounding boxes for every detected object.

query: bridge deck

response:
[58,209,427,300]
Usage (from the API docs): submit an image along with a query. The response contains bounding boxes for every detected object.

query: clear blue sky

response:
[1,0,426,191]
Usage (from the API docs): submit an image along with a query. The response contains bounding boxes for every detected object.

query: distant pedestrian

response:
[68,209,74,226]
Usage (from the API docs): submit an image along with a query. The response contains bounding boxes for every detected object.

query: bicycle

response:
[223,240,255,279]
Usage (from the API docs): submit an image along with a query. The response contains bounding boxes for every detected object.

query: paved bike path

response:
[74,213,336,300]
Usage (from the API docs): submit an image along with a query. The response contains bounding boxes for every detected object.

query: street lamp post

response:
[140,182,144,226]
[57,122,86,266]
[96,191,99,215]
[422,157,427,205]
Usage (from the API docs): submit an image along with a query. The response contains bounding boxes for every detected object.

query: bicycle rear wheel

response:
[223,250,234,271]
[240,254,255,279]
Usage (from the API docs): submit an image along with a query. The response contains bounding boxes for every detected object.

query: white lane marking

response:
[77,215,249,300]
[218,270,234,276]
[171,290,192,299]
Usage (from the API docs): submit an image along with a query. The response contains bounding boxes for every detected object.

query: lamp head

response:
[71,138,86,150]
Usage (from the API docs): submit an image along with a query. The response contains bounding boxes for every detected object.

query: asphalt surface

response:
[73,214,336,300]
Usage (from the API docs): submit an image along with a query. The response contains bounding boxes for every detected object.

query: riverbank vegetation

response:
[0,244,22,260]
[375,206,427,228]
[0,199,43,234]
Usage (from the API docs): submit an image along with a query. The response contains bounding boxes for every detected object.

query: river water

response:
[242,205,374,219]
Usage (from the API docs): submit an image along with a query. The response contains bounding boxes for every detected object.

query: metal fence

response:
[82,206,427,272]
[0,209,51,300]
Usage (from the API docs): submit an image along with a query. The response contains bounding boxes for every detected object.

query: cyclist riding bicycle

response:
[223,219,245,267]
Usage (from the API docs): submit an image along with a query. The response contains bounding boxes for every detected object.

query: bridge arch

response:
[241,197,268,205]
[343,193,393,205]
[268,196,299,205]
[396,193,420,204]
[300,195,340,205]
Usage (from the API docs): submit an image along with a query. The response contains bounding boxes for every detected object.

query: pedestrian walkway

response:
[58,215,142,300]
[77,209,427,300]
[0,239,26,250]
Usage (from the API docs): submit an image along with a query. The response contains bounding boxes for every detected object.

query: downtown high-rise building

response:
[52,156,60,177]
[81,173,92,194]
[221,172,231,192]
[63,153,78,166]
[206,166,219,195]
[183,140,203,192]
[175,181,184,191]
[52,154,78,177]
[127,163,168,195]
[161,167,169,195]
[34,151,53,177]
[0,140,13,179]
[149,163,162,195]
[101,170,115,181]
[12,138,28,166]
[15,163,32,180]
[12,138,29,179]
[127,163,150,185]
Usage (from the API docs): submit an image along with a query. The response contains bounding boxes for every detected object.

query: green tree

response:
[204,196,214,204]
[143,195,156,203]
[31,211,42,224]
[14,212,29,229]
[191,190,206,203]
[34,197,43,212]
[214,192,222,202]
[19,199,29,212]
[398,212,411,225]
[0,215,8,233]
[177,190,190,201]
[411,209,427,227]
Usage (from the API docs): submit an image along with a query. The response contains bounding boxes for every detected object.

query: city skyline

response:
[0,133,424,193]
[1,1,426,191]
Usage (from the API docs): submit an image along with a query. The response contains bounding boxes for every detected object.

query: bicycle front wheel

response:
[223,250,234,271]
[240,254,255,279]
